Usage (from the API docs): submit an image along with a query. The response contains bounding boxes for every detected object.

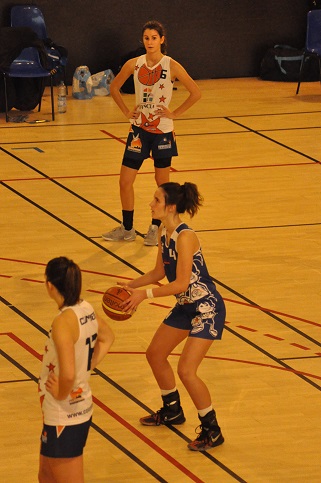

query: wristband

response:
[146,288,154,299]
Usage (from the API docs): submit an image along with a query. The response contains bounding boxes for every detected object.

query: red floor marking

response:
[237,325,257,332]
[3,332,42,360]
[2,330,203,482]
[100,129,127,144]
[290,343,310,351]
[224,297,321,327]
[264,333,284,341]
[93,396,205,483]
[2,257,320,356]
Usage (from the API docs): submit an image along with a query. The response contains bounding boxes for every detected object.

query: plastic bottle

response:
[57,81,67,113]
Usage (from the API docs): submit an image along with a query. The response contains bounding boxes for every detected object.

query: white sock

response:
[198,405,213,418]
[161,387,177,396]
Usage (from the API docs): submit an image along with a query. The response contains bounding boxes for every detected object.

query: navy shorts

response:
[163,293,226,340]
[122,125,178,169]
[40,418,91,458]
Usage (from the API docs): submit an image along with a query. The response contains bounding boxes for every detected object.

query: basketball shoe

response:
[188,409,224,451]
[140,390,186,426]
[144,224,158,246]
[102,224,136,242]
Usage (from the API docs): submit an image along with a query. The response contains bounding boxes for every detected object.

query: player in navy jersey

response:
[102,20,201,246]
[38,257,114,482]
[119,182,226,451]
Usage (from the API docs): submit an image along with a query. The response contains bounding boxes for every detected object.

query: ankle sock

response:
[152,218,161,227]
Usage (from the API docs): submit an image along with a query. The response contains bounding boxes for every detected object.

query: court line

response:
[0,329,244,482]
[226,117,321,164]
[1,256,319,327]
[2,270,321,358]
[0,346,172,483]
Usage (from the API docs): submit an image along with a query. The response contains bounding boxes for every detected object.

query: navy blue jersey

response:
[161,223,225,339]
[161,223,218,304]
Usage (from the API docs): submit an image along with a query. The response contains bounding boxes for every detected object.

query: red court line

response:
[1,257,320,357]
[264,334,284,341]
[2,332,42,360]
[2,331,203,482]
[224,297,321,327]
[93,396,205,483]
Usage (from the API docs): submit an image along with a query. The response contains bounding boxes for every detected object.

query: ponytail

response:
[160,182,203,217]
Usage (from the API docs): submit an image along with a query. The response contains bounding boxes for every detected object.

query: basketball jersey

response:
[161,223,218,304]
[132,55,174,133]
[38,300,98,426]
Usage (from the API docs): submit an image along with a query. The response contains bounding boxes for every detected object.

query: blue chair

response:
[1,46,54,122]
[296,9,321,94]
[10,5,68,89]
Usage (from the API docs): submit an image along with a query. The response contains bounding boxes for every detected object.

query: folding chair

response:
[1,46,54,122]
[296,9,321,94]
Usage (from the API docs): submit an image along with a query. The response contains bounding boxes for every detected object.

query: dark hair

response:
[160,182,203,218]
[45,257,81,307]
[142,20,167,54]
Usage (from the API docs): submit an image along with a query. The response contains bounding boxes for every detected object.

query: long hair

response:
[142,20,167,54]
[160,182,203,218]
[45,257,81,306]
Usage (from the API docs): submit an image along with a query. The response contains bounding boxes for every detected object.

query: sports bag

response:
[260,45,319,82]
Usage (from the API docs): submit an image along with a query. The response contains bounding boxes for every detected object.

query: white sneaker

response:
[102,224,136,242]
[144,224,159,246]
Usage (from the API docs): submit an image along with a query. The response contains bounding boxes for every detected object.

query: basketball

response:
[102,286,132,321]
[138,64,162,86]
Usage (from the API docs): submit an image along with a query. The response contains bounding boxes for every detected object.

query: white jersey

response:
[132,55,174,133]
[38,300,98,426]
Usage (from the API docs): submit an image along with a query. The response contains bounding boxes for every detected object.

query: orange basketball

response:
[102,286,131,321]
[138,64,162,86]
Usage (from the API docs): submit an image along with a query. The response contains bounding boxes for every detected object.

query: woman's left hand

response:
[121,288,147,312]
[45,371,59,399]
[155,105,175,119]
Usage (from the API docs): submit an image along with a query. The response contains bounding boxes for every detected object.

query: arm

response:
[45,310,79,400]
[90,314,115,370]
[110,57,139,119]
[122,230,199,310]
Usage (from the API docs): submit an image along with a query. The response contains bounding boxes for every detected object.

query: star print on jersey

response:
[159,95,166,103]
[139,113,162,133]
[47,362,55,372]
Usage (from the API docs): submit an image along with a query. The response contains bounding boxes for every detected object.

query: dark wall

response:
[0,1,310,84]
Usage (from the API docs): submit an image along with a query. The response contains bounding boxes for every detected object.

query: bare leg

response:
[155,166,170,187]
[39,454,84,483]
[119,165,138,211]
[146,324,189,389]
[177,337,213,410]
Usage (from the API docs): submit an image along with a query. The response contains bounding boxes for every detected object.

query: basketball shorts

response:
[40,418,92,458]
[122,125,178,169]
[163,294,226,340]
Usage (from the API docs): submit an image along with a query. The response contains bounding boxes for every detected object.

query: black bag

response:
[260,44,319,82]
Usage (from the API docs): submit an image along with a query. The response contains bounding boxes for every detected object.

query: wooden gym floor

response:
[0,77,320,482]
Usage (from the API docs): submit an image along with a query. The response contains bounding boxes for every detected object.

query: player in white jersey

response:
[38,257,114,483]
[102,20,201,246]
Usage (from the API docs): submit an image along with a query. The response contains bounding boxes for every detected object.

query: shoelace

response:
[193,424,211,442]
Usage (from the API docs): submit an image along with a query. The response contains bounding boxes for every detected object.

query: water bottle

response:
[57,81,67,113]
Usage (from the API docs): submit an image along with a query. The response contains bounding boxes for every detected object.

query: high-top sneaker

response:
[140,390,186,426]
[188,409,224,451]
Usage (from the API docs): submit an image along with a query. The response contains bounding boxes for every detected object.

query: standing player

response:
[38,257,114,482]
[119,182,226,451]
[102,20,201,246]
